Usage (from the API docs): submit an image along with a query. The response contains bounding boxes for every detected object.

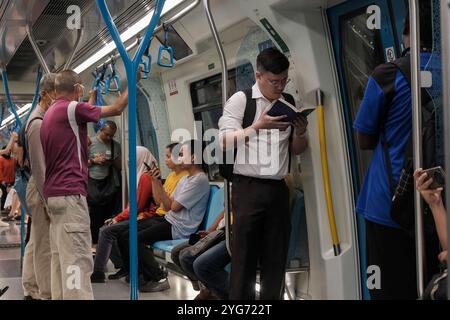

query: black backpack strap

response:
[282,92,295,173]
[242,89,256,128]
[371,62,402,194]
[21,116,44,171]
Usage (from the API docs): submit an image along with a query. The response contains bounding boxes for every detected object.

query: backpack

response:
[422,261,448,300]
[13,116,44,216]
[379,54,437,232]
[218,88,296,181]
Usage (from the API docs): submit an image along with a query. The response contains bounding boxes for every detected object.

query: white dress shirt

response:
[218,83,292,180]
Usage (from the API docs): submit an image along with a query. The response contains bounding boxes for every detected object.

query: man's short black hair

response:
[102,120,117,131]
[166,142,179,152]
[256,47,290,75]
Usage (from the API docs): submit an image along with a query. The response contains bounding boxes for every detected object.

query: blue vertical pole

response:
[1,71,23,128]
[24,68,43,125]
[96,0,166,300]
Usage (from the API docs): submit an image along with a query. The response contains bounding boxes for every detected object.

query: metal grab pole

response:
[440,0,450,300]
[316,90,341,256]
[203,0,231,255]
[96,0,166,300]
[26,25,51,74]
[64,27,84,70]
[409,0,425,297]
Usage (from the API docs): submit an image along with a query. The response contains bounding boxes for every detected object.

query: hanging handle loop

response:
[157,23,174,68]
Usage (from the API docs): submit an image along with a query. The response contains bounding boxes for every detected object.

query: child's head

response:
[165,142,179,170]
[176,139,205,171]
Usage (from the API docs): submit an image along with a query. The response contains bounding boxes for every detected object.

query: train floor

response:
[0,220,198,300]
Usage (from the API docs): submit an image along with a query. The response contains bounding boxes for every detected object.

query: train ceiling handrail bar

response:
[25,24,51,74]
[409,0,425,298]
[64,27,84,71]
[439,0,450,300]
[202,0,231,256]
[96,0,166,301]
[95,0,200,71]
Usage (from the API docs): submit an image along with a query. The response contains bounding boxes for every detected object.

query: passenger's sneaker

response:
[90,271,106,283]
[191,280,200,291]
[139,278,170,292]
[193,287,218,300]
[108,268,128,280]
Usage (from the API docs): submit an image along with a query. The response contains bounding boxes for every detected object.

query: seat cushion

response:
[152,239,187,253]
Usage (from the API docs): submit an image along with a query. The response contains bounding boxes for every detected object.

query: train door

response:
[327,0,407,299]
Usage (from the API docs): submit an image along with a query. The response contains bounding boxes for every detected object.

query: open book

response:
[267,98,316,122]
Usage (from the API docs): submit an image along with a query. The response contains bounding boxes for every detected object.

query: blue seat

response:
[152,185,223,255]
[286,189,309,270]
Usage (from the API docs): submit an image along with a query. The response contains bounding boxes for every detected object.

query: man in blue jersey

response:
[353,7,434,299]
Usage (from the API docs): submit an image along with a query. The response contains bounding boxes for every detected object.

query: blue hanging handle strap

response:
[92,65,107,90]
[0,102,5,127]
[157,24,174,68]
[1,70,23,129]
[139,42,152,79]
[91,66,106,132]
[24,67,43,125]
[96,0,166,301]
[104,57,121,93]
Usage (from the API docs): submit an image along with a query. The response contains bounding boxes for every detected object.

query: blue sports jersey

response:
[353,51,434,228]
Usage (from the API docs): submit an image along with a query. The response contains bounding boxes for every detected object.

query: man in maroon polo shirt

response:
[40,70,132,300]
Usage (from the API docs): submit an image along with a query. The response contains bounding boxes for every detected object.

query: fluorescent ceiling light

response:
[74,0,184,74]
[0,103,32,130]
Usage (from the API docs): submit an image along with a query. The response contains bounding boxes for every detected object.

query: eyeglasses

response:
[264,77,291,88]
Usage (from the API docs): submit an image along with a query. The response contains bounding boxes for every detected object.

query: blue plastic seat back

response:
[151,185,222,253]
[199,186,223,231]
[286,189,309,269]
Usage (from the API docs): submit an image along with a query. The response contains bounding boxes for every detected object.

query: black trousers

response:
[117,216,172,282]
[0,184,8,211]
[365,219,417,300]
[89,200,117,244]
[230,175,290,300]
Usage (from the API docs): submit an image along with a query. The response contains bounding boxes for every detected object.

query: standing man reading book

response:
[218,47,308,300]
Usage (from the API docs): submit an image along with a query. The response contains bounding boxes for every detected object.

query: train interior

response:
[0,0,441,300]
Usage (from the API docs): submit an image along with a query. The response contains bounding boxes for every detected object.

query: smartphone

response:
[422,166,445,189]
[143,161,152,171]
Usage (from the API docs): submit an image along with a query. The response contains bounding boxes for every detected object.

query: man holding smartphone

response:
[87,120,121,245]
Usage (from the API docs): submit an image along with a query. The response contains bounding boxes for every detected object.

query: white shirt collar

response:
[252,82,268,101]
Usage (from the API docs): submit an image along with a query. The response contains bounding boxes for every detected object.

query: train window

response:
[339,9,385,185]
[155,25,193,61]
[190,63,254,180]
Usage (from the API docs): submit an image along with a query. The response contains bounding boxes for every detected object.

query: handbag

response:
[188,229,226,257]
[87,140,118,206]
[422,261,448,300]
